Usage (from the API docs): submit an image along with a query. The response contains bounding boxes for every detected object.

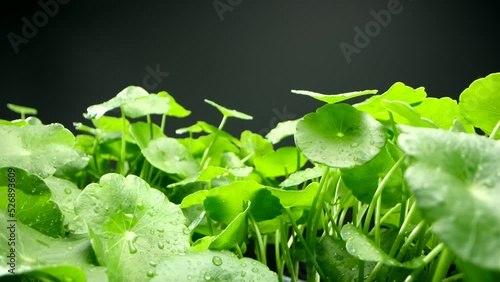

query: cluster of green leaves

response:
[1,73,499,282]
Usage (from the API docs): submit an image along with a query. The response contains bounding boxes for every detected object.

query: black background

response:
[1,0,499,136]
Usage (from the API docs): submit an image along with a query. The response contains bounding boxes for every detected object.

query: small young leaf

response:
[459,72,500,139]
[129,121,165,149]
[265,119,299,144]
[269,182,319,208]
[7,103,38,115]
[151,250,278,281]
[254,146,306,177]
[380,99,437,128]
[414,97,474,132]
[204,99,253,120]
[122,94,171,118]
[249,189,283,222]
[292,89,377,104]
[280,166,325,187]
[158,91,191,117]
[210,205,250,250]
[295,103,386,168]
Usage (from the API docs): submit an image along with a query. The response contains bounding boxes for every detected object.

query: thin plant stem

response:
[119,106,127,175]
[275,231,283,282]
[431,246,454,282]
[249,213,267,265]
[489,119,500,139]
[200,116,227,168]
[280,221,297,282]
[404,243,445,282]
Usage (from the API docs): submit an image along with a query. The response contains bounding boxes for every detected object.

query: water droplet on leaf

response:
[158,242,165,249]
[64,188,72,195]
[212,256,223,266]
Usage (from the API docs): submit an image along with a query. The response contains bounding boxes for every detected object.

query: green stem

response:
[275,230,283,282]
[441,273,464,282]
[119,106,127,175]
[359,261,365,282]
[200,116,227,168]
[280,221,297,282]
[364,156,405,234]
[285,208,326,281]
[368,203,401,236]
[404,243,445,282]
[431,246,454,282]
[489,119,500,139]
[249,213,266,265]
[395,220,426,261]
[235,244,244,259]
[388,203,418,257]
[160,114,167,132]
[374,194,381,246]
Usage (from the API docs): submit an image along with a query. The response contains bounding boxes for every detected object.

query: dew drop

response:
[240,262,247,267]
[150,229,155,235]
[128,240,137,254]
[350,142,359,148]
[158,242,165,249]
[204,272,211,280]
[252,267,259,273]
[336,132,345,138]
[369,140,375,145]
[182,227,190,235]
[146,271,155,278]
[241,271,246,277]
[320,145,327,150]
[212,256,223,266]
[136,202,144,210]
[187,275,193,280]
[64,188,72,195]
[157,229,165,233]
[149,261,157,267]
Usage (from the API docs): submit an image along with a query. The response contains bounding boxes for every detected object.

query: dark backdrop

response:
[2,0,499,136]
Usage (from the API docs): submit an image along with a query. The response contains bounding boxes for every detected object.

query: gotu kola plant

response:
[0,72,499,282]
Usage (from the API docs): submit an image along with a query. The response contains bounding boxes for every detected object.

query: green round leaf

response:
[459,72,500,139]
[204,99,253,120]
[295,103,386,168]
[265,119,299,144]
[142,136,200,177]
[254,146,306,177]
[74,173,190,281]
[0,124,81,178]
[151,251,278,281]
[398,126,500,270]
[0,167,64,237]
[280,166,325,187]
[415,97,474,132]
[157,91,191,117]
[122,94,171,118]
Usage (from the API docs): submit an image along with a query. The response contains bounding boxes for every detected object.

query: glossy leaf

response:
[151,250,278,281]
[0,168,64,237]
[74,173,190,281]
[44,176,86,234]
[380,99,437,128]
[295,103,386,168]
[0,124,81,178]
[340,224,424,268]
[210,205,250,250]
[85,86,148,119]
[142,136,199,177]
[292,89,377,104]
[204,99,253,120]
[249,189,283,222]
[270,182,319,208]
[398,126,500,270]
[459,72,500,138]
[167,166,252,188]
[0,211,105,281]
[280,166,325,187]
[129,121,165,149]
[316,236,376,282]
[240,130,274,159]
[414,97,474,132]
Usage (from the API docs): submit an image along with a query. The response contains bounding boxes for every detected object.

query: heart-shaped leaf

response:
[398,126,500,270]
[74,173,190,281]
[254,146,307,177]
[295,103,386,168]
[0,124,81,178]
